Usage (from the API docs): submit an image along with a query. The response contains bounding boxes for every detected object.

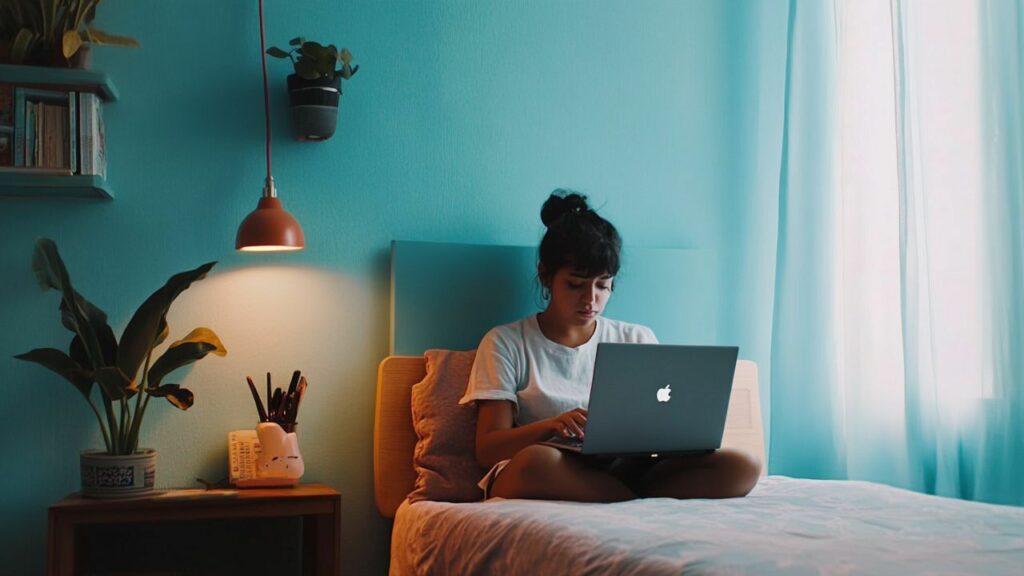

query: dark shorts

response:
[577,454,664,492]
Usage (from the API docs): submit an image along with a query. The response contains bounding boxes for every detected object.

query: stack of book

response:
[0,84,105,179]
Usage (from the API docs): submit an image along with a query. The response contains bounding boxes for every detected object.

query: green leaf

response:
[32,237,72,293]
[32,239,108,368]
[62,29,82,58]
[147,327,227,388]
[153,321,170,348]
[315,58,335,80]
[300,41,324,59]
[295,60,319,80]
[14,348,93,399]
[70,334,89,367]
[265,46,290,59]
[58,286,111,332]
[95,366,133,400]
[147,384,194,410]
[11,28,38,64]
[116,262,216,384]
[71,328,117,369]
[84,26,140,48]
[83,0,100,23]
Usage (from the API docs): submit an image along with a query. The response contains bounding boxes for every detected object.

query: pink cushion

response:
[409,349,485,503]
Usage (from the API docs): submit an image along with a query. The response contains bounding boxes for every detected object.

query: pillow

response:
[408,349,485,503]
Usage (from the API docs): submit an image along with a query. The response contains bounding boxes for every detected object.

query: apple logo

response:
[657,384,672,403]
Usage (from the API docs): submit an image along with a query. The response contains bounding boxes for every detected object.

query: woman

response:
[459,190,761,502]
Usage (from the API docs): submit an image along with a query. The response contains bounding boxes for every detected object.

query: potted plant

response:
[2,0,139,68]
[15,239,225,498]
[266,37,359,141]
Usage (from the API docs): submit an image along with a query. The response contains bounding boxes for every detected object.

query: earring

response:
[541,286,551,300]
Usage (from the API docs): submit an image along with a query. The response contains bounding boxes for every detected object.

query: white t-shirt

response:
[459,314,658,425]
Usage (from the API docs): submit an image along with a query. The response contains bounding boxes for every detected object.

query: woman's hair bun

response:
[541,190,590,228]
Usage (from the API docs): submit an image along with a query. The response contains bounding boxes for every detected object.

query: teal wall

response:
[0,1,787,573]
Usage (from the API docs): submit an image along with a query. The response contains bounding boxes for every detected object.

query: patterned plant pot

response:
[80,449,157,499]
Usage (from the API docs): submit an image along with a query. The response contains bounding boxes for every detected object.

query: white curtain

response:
[769,0,1024,504]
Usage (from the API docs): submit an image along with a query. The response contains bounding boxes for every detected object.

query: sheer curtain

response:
[769,0,1024,504]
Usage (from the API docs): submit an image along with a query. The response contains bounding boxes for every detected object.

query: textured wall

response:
[0,1,786,573]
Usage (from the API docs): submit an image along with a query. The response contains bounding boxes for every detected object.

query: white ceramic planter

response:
[80,449,157,499]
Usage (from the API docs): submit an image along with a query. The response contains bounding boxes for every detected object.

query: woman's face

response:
[544,267,614,327]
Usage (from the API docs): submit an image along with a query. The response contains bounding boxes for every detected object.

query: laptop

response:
[541,343,739,457]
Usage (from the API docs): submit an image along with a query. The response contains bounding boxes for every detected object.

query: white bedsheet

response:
[390,475,1024,575]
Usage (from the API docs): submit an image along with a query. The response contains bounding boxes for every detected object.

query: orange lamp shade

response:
[236,197,305,252]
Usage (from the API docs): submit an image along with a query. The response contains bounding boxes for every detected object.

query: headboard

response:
[374,355,766,518]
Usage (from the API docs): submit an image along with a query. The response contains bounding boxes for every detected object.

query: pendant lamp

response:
[236,0,305,252]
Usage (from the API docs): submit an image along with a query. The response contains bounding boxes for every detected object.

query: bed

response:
[376,241,1024,575]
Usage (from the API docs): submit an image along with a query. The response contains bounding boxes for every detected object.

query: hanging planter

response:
[287,73,341,142]
[267,37,358,142]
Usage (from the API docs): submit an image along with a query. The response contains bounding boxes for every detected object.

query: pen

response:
[266,372,272,419]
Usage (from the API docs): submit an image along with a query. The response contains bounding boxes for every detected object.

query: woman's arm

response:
[474,400,587,468]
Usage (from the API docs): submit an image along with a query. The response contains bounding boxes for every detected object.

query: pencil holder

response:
[255,422,304,484]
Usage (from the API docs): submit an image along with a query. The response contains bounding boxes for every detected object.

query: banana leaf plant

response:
[14,239,226,455]
[3,0,139,65]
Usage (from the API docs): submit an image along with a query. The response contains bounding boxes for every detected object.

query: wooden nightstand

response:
[47,484,341,576]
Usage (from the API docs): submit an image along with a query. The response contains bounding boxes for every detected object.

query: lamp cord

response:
[259,0,273,188]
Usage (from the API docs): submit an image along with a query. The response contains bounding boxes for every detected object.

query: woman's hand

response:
[475,402,588,467]
[549,408,588,439]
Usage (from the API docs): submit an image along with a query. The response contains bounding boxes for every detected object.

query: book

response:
[43,103,55,168]
[79,92,105,179]
[94,95,105,180]
[0,84,11,168]
[0,84,11,127]
[80,92,91,175]
[13,87,24,167]
[67,91,77,173]
[34,100,42,167]
[25,100,35,167]
[0,132,10,167]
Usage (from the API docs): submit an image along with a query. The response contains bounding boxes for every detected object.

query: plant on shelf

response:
[1,0,139,67]
[14,239,225,496]
[265,37,359,141]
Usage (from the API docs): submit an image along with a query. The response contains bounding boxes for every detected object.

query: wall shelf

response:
[0,64,119,102]
[0,64,116,199]
[0,173,113,199]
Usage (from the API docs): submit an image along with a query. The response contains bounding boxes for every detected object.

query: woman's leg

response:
[489,444,637,502]
[637,448,761,499]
